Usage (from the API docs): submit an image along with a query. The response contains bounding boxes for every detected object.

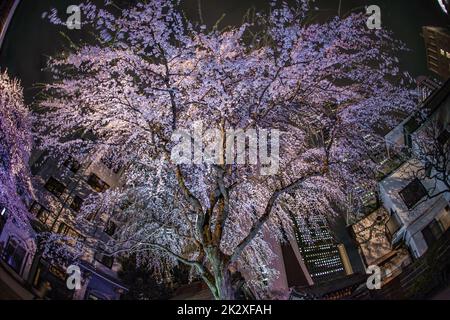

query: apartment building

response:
[294,215,346,284]
[23,150,127,300]
[379,79,450,258]
[423,26,450,80]
[351,78,450,288]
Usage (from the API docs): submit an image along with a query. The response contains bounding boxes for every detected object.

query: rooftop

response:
[352,207,392,266]
[380,159,447,228]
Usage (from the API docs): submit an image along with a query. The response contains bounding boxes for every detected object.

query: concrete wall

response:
[379,158,450,258]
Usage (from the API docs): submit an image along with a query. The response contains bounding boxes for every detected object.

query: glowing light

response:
[0,207,5,216]
[438,0,448,14]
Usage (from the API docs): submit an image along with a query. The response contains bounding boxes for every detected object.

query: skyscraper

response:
[423,26,450,80]
[294,215,346,284]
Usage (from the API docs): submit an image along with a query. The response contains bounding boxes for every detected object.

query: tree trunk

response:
[206,248,236,300]
[214,268,236,300]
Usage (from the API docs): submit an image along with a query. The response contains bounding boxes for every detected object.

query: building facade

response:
[351,78,450,289]
[0,147,128,299]
[25,150,127,300]
[380,79,450,258]
[423,26,450,80]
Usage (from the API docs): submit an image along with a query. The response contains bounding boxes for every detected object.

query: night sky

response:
[1,0,449,102]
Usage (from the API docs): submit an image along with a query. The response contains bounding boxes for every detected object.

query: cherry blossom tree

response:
[36,0,418,299]
[0,71,33,229]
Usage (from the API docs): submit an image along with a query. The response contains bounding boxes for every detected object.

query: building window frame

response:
[2,237,27,276]
[104,220,117,237]
[399,178,428,210]
[69,196,83,213]
[63,157,81,174]
[86,174,110,193]
[44,177,66,198]
[30,201,51,224]
[95,252,114,269]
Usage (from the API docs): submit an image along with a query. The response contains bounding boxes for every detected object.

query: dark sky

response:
[182,0,450,78]
[1,0,449,102]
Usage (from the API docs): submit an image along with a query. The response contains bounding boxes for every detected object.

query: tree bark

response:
[205,247,236,300]
[214,267,236,300]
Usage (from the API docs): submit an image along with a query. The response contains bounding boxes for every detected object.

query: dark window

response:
[85,211,96,222]
[95,253,114,269]
[425,162,433,178]
[399,178,428,209]
[30,151,48,175]
[2,238,27,275]
[30,201,51,224]
[403,117,421,148]
[104,220,117,236]
[437,129,450,146]
[70,196,83,212]
[422,220,444,248]
[63,157,81,174]
[45,177,66,198]
[87,174,110,192]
